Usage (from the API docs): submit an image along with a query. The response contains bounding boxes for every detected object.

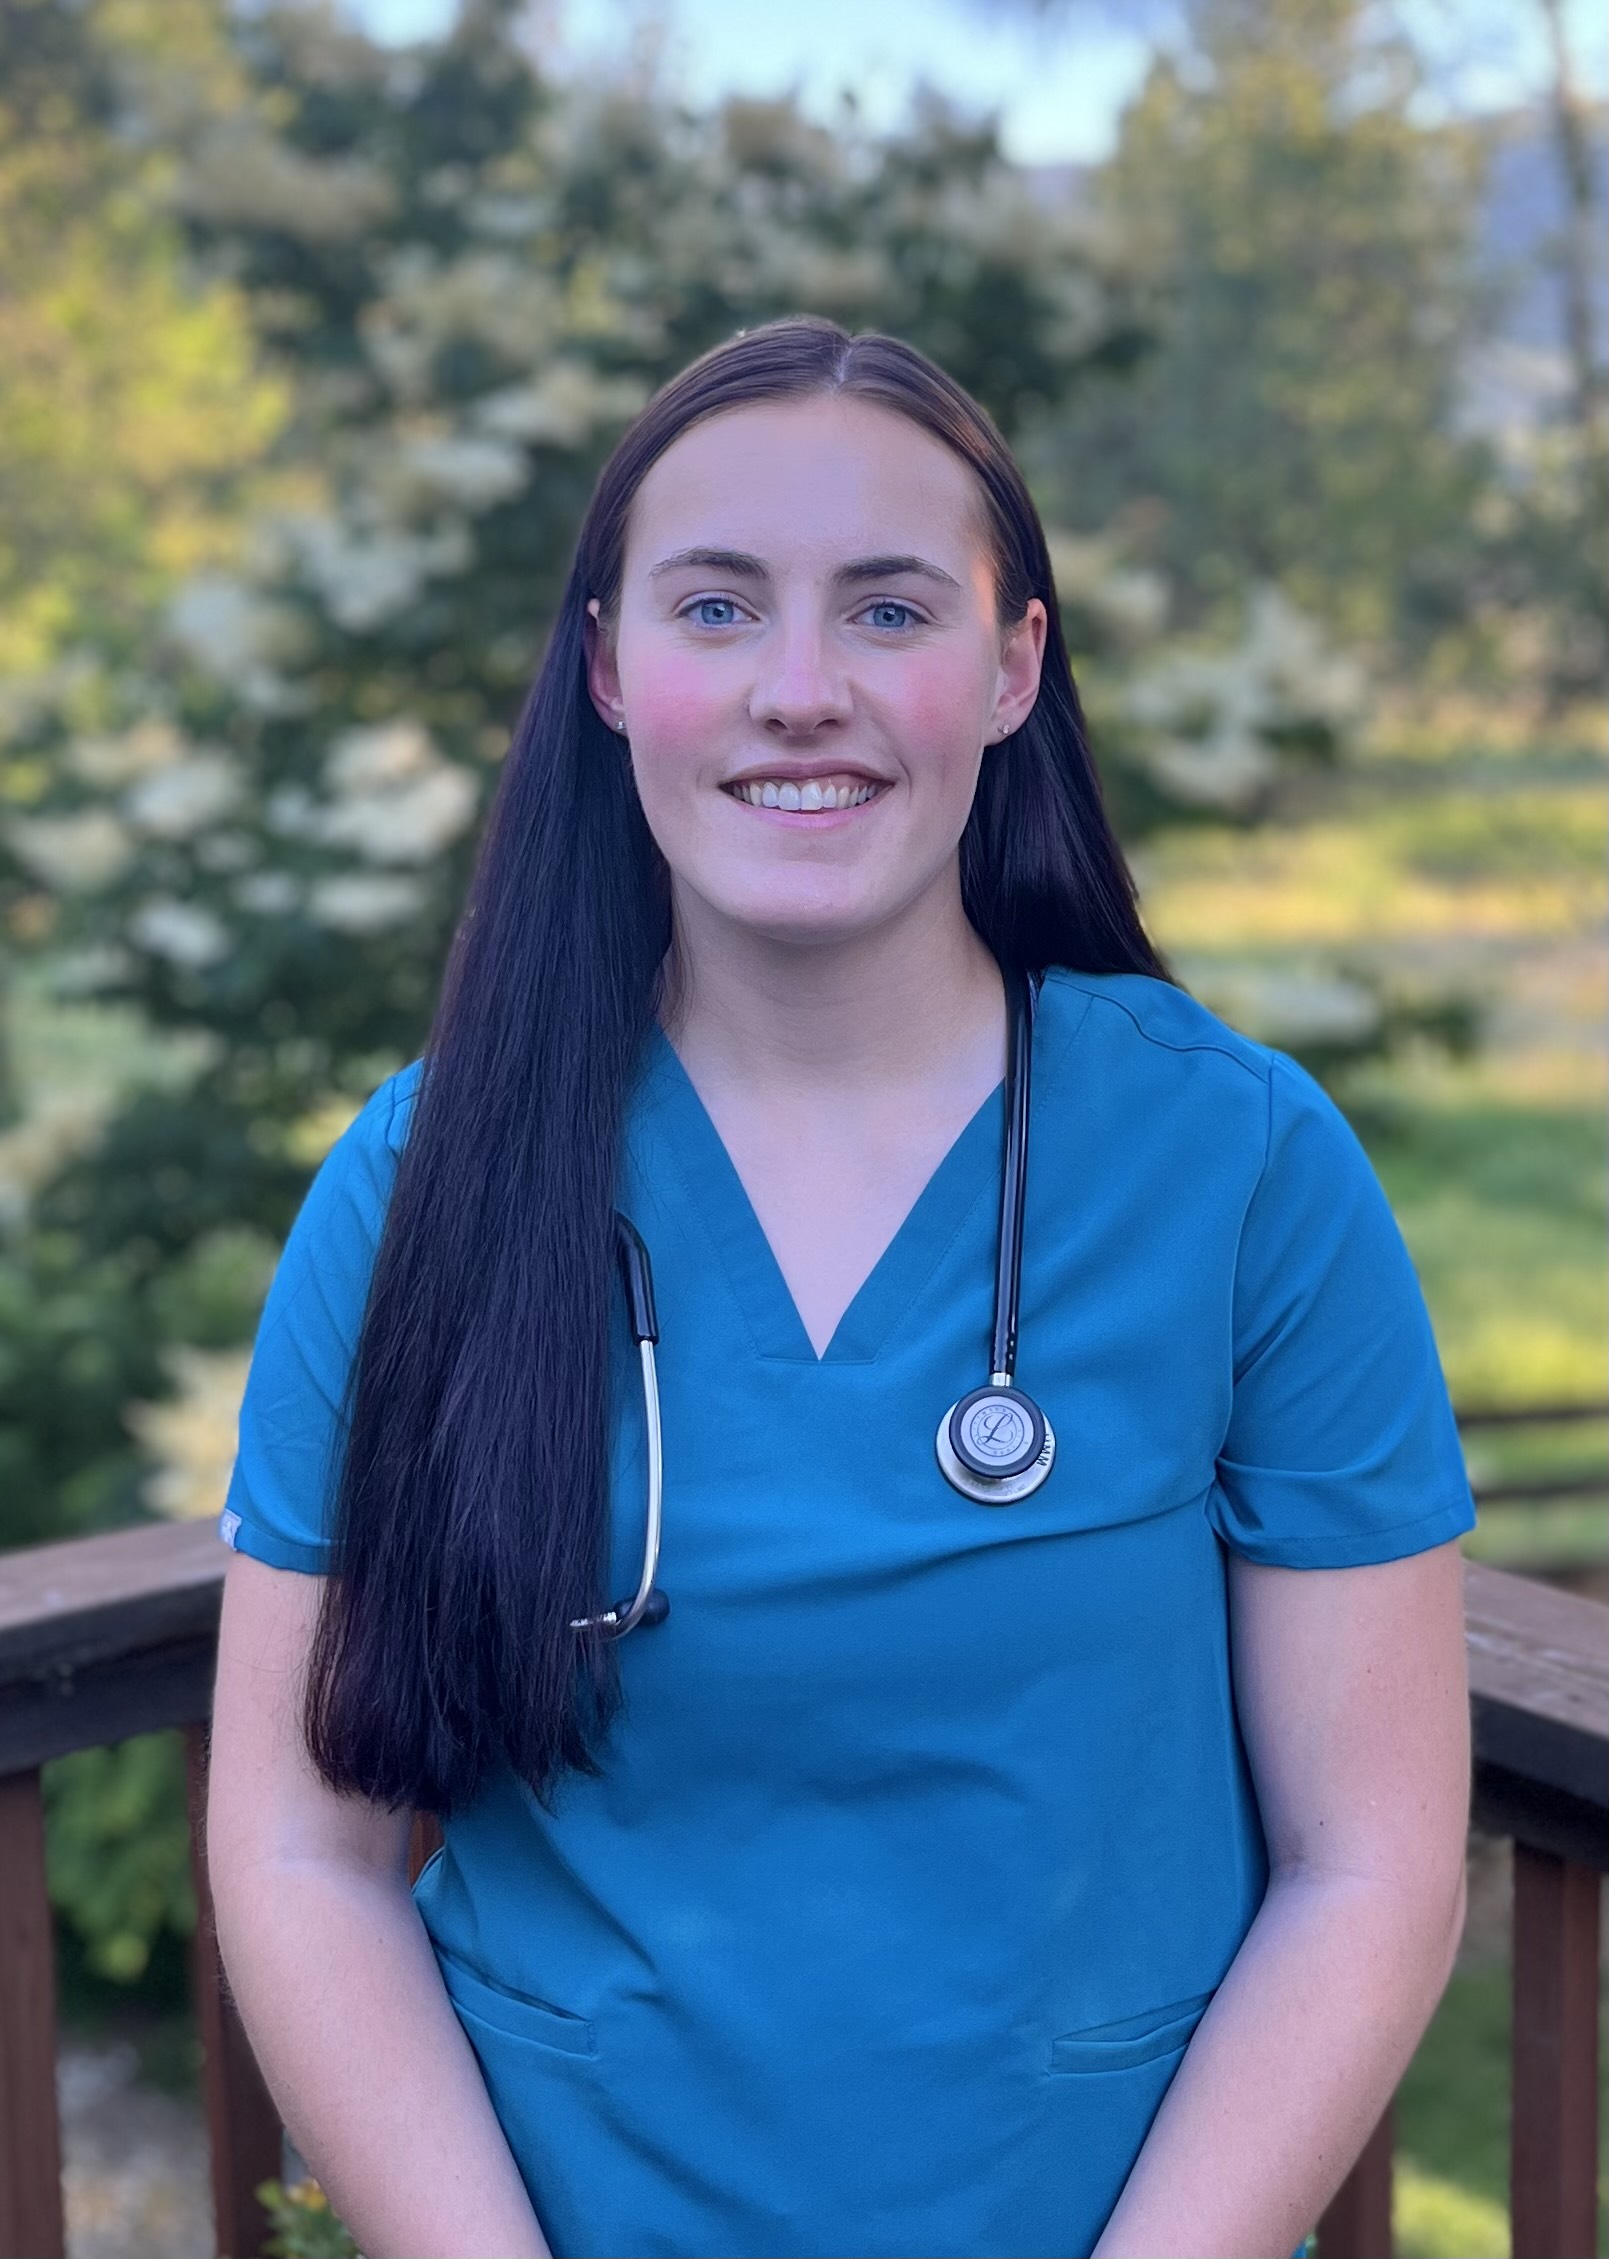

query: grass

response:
[1393,1931,1609,2257]
[1360,1088,1607,1408]
[8,708,1607,2246]
[1142,718,1607,2246]
[1144,719,1607,1560]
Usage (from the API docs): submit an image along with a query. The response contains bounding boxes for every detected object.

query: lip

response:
[721,759,893,789]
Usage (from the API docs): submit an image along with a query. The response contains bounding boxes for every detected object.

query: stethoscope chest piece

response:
[934,967,1057,1507]
[936,1384,1057,1505]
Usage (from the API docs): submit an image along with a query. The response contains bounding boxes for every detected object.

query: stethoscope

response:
[570,970,1054,1639]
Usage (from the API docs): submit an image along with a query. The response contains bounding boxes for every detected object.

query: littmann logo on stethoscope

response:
[960,1395,1031,1464]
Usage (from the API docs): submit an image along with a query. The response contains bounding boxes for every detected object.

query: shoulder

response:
[289,1057,424,1252]
[339,1055,424,1165]
[1041,967,1271,1088]
[374,1055,424,1157]
[1038,968,1358,1182]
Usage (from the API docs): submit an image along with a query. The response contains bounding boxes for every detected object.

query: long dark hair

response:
[304,315,1178,1816]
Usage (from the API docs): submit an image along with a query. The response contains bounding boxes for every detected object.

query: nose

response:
[748,609,854,739]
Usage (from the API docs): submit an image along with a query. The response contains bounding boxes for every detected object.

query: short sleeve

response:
[1207,1049,1477,1568]
[216,1062,421,1574]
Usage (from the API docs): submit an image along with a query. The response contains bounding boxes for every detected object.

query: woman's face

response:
[586,394,1046,952]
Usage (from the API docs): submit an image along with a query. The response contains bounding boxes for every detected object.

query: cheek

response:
[891,657,990,793]
[622,649,729,762]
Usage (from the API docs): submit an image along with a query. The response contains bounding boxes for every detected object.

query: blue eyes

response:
[680,596,922,633]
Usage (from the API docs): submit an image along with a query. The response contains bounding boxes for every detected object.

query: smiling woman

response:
[585,390,1048,990]
[206,316,1475,2259]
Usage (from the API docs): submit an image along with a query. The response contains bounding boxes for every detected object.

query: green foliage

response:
[0,0,1168,1979]
[0,0,286,674]
[1028,0,1491,654]
[0,0,1173,1574]
[0,0,1569,2008]
[1364,1090,1608,1404]
[146,1221,281,1347]
[254,2176,360,2259]
[42,1730,195,1983]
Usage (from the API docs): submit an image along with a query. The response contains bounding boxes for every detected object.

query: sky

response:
[345,0,1609,168]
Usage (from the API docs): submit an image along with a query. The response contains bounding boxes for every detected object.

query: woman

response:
[207,316,1475,2259]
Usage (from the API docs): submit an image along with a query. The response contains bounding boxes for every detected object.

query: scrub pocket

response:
[1047,1993,1310,2259]
[1048,1986,1214,2073]
[433,1939,597,2058]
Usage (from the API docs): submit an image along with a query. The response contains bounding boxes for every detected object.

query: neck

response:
[660,868,1004,1096]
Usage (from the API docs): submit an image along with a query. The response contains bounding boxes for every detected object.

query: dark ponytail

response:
[304,315,1175,1816]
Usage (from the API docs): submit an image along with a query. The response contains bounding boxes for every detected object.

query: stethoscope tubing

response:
[570,1223,670,1635]
[990,970,1034,1387]
[575,968,1047,1635]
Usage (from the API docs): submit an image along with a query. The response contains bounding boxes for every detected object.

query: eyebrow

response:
[645,546,964,595]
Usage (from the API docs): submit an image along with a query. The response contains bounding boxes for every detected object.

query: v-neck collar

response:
[631,983,1088,1367]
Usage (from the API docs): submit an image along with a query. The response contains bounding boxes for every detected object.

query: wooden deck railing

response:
[1458,1399,1608,1510]
[0,1521,1604,2259]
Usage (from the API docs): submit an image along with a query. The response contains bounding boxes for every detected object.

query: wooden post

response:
[1511,1842,1602,2259]
[184,1723,284,2259]
[0,1767,65,2259]
[408,1811,444,1885]
[1315,2102,1393,2259]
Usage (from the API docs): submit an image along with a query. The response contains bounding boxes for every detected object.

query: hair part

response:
[304,314,1178,1817]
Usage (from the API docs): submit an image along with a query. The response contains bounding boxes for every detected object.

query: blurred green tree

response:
[0,0,1446,1989]
[0,0,1154,1564]
[1024,0,1494,653]
[0,0,287,677]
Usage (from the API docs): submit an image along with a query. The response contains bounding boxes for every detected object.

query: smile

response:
[722,776,886,813]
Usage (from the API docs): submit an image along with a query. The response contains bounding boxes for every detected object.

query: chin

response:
[709,883,888,949]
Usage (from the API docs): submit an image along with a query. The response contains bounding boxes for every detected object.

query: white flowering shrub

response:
[0,0,1164,1582]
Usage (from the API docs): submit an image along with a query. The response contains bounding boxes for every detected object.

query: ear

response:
[987,597,1048,742]
[584,596,627,735]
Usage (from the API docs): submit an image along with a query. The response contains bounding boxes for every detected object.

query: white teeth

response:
[730,779,881,809]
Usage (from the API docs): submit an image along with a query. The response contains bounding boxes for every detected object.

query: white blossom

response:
[1046,532,1170,645]
[195,831,259,874]
[125,1345,254,1523]
[1122,584,1366,813]
[474,364,649,448]
[123,753,243,840]
[392,430,529,511]
[127,896,231,968]
[318,767,480,863]
[0,1091,116,1228]
[325,719,435,791]
[265,783,318,838]
[66,719,187,788]
[312,721,479,863]
[6,809,135,891]
[360,248,566,400]
[178,122,395,242]
[306,872,428,933]
[1143,733,1281,811]
[1197,967,1383,1050]
[164,573,312,702]
[282,509,473,632]
[232,870,302,916]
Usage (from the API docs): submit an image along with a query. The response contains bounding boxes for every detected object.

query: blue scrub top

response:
[219,968,1475,2259]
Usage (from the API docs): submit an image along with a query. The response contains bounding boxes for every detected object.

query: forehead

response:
[622,394,990,582]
